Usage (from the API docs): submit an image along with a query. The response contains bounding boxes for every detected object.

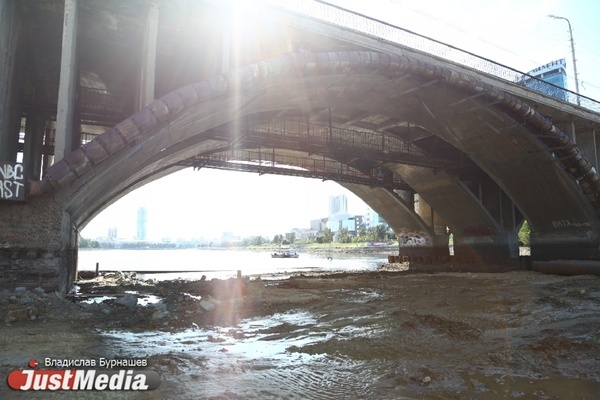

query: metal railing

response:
[181,149,410,190]
[203,118,454,169]
[264,0,600,113]
[250,119,426,157]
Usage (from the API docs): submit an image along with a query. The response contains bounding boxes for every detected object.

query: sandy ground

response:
[0,263,599,399]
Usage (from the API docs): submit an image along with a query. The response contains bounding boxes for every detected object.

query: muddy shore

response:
[1,262,599,399]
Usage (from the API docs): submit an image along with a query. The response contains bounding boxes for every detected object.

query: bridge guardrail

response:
[264,0,599,113]
[252,119,423,156]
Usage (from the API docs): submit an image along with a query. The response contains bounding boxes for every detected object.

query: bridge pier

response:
[0,0,24,163]
[397,232,449,259]
[0,197,77,294]
[453,231,520,263]
[395,195,450,261]
[530,231,599,261]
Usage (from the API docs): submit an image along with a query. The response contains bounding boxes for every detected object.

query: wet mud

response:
[1,264,599,399]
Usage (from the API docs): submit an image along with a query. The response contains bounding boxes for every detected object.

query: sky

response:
[82,169,367,241]
[81,0,600,241]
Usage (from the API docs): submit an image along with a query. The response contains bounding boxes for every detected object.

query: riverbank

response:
[249,242,399,254]
[1,263,598,399]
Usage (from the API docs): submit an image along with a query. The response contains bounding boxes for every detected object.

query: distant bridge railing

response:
[202,118,455,169]
[178,149,411,190]
[264,0,600,113]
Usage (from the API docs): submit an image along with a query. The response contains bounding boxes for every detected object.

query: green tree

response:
[322,227,334,243]
[518,220,531,246]
[285,232,296,244]
[79,237,100,248]
[365,227,377,241]
[356,226,367,242]
[250,236,265,246]
[338,226,351,243]
[79,237,91,248]
[375,224,388,241]
[272,234,283,244]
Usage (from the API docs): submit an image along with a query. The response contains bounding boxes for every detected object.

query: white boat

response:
[271,249,299,258]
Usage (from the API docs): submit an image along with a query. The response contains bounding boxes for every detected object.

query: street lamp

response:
[548,14,580,105]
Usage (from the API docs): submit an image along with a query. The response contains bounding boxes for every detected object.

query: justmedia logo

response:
[7,360,160,391]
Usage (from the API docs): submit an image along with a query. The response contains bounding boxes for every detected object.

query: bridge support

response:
[395,195,450,261]
[54,0,79,161]
[453,231,520,263]
[397,232,449,261]
[530,231,599,261]
[0,197,77,294]
[0,0,24,163]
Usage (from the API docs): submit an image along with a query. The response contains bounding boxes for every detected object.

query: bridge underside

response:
[2,50,600,293]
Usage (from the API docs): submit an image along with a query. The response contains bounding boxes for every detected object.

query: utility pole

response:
[548,14,580,105]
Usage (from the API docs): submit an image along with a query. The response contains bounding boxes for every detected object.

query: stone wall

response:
[0,195,77,294]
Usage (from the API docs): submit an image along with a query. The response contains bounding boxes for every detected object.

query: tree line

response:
[241,224,395,247]
[81,221,531,249]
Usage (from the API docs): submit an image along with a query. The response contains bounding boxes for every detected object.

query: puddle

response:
[98,310,401,398]
[79,292,162,306]
[81,295,114,304]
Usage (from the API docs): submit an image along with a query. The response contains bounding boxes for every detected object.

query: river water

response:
[78,248,388,281]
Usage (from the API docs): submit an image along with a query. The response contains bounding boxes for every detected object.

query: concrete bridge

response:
[1,0,600,293]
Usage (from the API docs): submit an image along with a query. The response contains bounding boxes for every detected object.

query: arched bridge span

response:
[19,50,600,291]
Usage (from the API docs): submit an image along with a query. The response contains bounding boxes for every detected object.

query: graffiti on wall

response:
[0,162,26,201]
[398,231,431,247]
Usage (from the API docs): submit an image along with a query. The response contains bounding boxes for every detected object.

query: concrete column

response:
[414,194,447,234]
[564,120,576,144]
[54,0,78,163]
[395,194,449,259]
[453,230,519,261]
[138,3,159,109]
[23,117,45,181]
[41,124,53,176]
[530,231,599,261]
[0,0,22,162]
[397,231,449,258]
[414,194,433,228]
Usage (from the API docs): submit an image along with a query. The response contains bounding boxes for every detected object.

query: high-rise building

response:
[136,207,147,240]
[108,227,117,240]
[365,207,388,228]
[328,195,348,217]
[519,59,568,101]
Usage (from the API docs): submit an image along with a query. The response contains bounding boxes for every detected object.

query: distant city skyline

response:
[81,168,371,241]
[136,207,148,240]
[328,194,348,216]
[89,191,384,244]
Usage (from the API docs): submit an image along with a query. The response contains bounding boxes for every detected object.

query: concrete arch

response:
[31,51,600,262]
